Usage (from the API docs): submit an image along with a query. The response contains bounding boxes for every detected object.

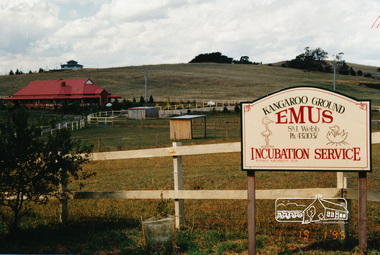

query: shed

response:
[128,107,159,119]
[170,115,206,140]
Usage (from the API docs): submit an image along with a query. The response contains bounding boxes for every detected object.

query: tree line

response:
[189,49,379,79]
[282,47,375,78]
[189,52,262,65]
[8,68,46,75]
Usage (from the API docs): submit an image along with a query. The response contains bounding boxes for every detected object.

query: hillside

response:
[0,63,379,105]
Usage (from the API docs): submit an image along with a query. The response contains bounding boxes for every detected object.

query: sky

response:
[1,0,379,74]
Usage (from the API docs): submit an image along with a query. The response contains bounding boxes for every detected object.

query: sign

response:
[241,87,371,171]
[275,195,348,224]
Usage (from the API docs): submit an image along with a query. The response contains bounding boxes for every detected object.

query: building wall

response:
[128,109,146,120]
[128,107,159,119]
[145,107,159,118]
[170,120,192,139]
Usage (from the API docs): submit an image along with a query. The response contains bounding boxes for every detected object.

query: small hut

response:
[128,107,159,119]
[170,115,206,140]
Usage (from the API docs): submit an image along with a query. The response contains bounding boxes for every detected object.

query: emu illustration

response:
[261,117,274,147]
[326,125,348,146]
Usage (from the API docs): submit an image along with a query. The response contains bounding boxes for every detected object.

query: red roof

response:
[4,78,121,100]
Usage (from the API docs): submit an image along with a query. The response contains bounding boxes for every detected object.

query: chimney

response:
[60,81,66,87]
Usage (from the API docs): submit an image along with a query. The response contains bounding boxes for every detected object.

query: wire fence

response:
[77,119,241,152]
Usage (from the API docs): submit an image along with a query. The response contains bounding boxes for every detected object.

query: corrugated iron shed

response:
[128,107,159,119]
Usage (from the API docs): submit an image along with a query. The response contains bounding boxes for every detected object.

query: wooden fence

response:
[60,133,380,229]
[41,119,85,134]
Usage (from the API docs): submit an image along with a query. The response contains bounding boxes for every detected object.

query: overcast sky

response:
[1,0,379,74]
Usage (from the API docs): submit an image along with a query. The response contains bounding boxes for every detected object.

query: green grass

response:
[1,110,379,254]
[1,63,379,105]
[71,112,241,151]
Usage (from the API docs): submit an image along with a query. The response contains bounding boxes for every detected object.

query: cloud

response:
[0,0,379,74]
[0,1,60,55]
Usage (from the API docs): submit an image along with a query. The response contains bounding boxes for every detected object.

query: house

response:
[302,195,348,224]
[3,78,121,109]
[61,60,83,70]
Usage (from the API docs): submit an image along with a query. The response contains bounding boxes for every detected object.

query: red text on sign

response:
[275,106,333,124]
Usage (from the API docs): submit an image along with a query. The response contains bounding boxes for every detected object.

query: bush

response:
[176,230,198,253]
[234,104,240,113]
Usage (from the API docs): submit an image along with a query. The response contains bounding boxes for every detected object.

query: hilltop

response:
[0,63,379,105]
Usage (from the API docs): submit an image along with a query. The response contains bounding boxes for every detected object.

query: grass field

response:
[0,146,379,254]
[1,63,379,105]
[0,111,379,254]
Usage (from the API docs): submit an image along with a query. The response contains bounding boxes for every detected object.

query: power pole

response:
[332,52,344,91]
[333,63,336,91]
[143,69,150,104]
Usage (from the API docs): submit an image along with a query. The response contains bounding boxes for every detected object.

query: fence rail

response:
[60,136,380,229]
[40,119,85,134]
[69,188,380,201]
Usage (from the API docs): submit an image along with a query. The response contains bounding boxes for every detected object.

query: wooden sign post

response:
[247,171,256,254]
[241,87,371,254]
[358,172,367,253]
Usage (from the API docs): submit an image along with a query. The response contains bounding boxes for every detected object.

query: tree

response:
[339,61,349,75]
[234,104,240,113]
[149,95,154,104]
[0,108,93,231]
[349,67,356,76]
[313,47,329,71]
[286,47,329,71]
[234,56,252,64]
[9,70,14,75]
[189,52,233,64]
[111,98,122,110]
[139,96,145,104]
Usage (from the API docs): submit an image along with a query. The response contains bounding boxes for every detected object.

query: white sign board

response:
[241,87,371,171]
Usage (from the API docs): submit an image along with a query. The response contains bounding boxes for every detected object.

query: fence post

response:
[337,174,351,241]
[173,142,184,230]
[338,172,351,242]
